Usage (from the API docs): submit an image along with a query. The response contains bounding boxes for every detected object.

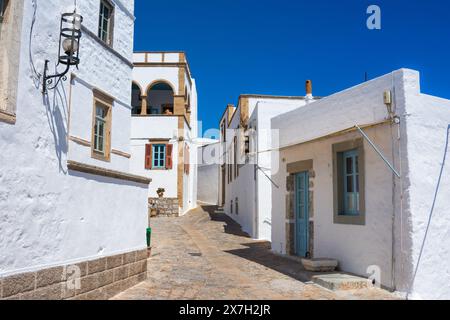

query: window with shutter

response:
[145,144,152,169]
[152,144,166,169]
[166,144,173,169]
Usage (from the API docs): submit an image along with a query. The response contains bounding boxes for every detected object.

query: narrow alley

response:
[113,205,398,300]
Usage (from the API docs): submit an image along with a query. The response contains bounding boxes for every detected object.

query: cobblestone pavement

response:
[112,205,399,300]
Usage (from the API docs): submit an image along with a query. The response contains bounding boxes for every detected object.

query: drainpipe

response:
[254,104,260,240]
[355,82,401,292]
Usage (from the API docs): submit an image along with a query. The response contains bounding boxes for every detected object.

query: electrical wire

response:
[407,124,450,299]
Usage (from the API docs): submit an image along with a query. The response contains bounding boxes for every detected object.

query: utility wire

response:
[407,124,450,299]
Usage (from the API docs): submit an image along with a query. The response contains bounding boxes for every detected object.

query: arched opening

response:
[147,82,174,115]
[131,82,142,115]
[186,95,191,113]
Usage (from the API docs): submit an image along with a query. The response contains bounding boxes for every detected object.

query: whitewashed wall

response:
[0,0,149,277]
[133,67,178,95]
[271,126,395,287]
[131,58,199,215]
[130,116,179,198]
[398,80,450,299]
[197,142,219,205]
[272,69,450,299]
[224,97,309,240]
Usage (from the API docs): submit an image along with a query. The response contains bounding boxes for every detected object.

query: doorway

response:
[295,171,309,258]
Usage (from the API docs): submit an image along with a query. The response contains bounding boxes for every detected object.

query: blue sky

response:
[134,0,450,135]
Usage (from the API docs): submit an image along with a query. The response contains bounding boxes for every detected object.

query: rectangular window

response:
[98,0,113,45]
[153,144,166,169]
[342,150,360,215]
[91,90,112,161]
[93,105,107,153]
[0,0,6,24]
[333,139,365,225]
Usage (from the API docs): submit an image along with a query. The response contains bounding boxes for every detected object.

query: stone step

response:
[312,273,371,291]
[301,258,338,272]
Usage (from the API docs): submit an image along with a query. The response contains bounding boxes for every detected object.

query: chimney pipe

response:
[305,80,313,102]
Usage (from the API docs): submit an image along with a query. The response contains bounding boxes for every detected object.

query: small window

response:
[153,144,166,169]
[333,139,365,225]
[93,105,107,153]
[230,200,233,214]
[235,198,239,215]
[0,0,7,24]
[342,150,360,215]
[98,0,113,45]
[91,90,112,162]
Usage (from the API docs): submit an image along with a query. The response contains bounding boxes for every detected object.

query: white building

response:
[219,91,318,240]
[130,52,198,216]
[197,138,220,205]
[271,69,450,299]
[0,0,150,300]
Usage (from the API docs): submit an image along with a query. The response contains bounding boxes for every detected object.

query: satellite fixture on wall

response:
[42,11,83,93]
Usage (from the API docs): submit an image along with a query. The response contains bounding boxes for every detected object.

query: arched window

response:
[147,82,174,115]
[131,82,142,115]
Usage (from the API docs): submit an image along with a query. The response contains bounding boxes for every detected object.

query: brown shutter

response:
[145,144,152,169]
[166,144,173,169]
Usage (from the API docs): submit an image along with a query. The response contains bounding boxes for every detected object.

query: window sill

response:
[334,214,366,226]
[91,150,111,163]
[0,110,16,125]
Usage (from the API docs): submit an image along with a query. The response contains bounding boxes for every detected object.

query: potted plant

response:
[157,188,165,198]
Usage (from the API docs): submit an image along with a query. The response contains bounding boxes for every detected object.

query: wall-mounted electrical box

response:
[384,90,392,105]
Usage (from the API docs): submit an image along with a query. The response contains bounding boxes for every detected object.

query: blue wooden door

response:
[295,172,309,258]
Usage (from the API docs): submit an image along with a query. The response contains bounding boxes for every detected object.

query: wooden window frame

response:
[145,141,173,170]
[152,144,166,169]
[98,0,114,46]
[91,90,113,162]
[332,139,366,226]
[342,149,360,216]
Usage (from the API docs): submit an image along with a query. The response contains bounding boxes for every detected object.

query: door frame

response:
[295,171,310,258]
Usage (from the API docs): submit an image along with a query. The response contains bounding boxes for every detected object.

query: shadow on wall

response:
[43,82,68,174]
[201,205,250,238]
[29,0,68,174]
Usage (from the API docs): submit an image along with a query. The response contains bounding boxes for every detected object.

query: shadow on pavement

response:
[225,242,314,283]
[201,205,251,238]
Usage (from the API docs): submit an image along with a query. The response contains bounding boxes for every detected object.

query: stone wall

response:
[0,249,147,300]
[149,197,180,217]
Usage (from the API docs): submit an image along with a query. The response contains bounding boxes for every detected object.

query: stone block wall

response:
[0,249,147,300]
[149,197,180,217]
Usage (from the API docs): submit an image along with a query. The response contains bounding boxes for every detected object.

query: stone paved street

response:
[112,205,399,300]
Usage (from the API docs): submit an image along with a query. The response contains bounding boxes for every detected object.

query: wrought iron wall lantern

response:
[42,12,83,93]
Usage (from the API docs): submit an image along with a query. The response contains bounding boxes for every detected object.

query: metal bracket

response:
[356,125,401,178]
